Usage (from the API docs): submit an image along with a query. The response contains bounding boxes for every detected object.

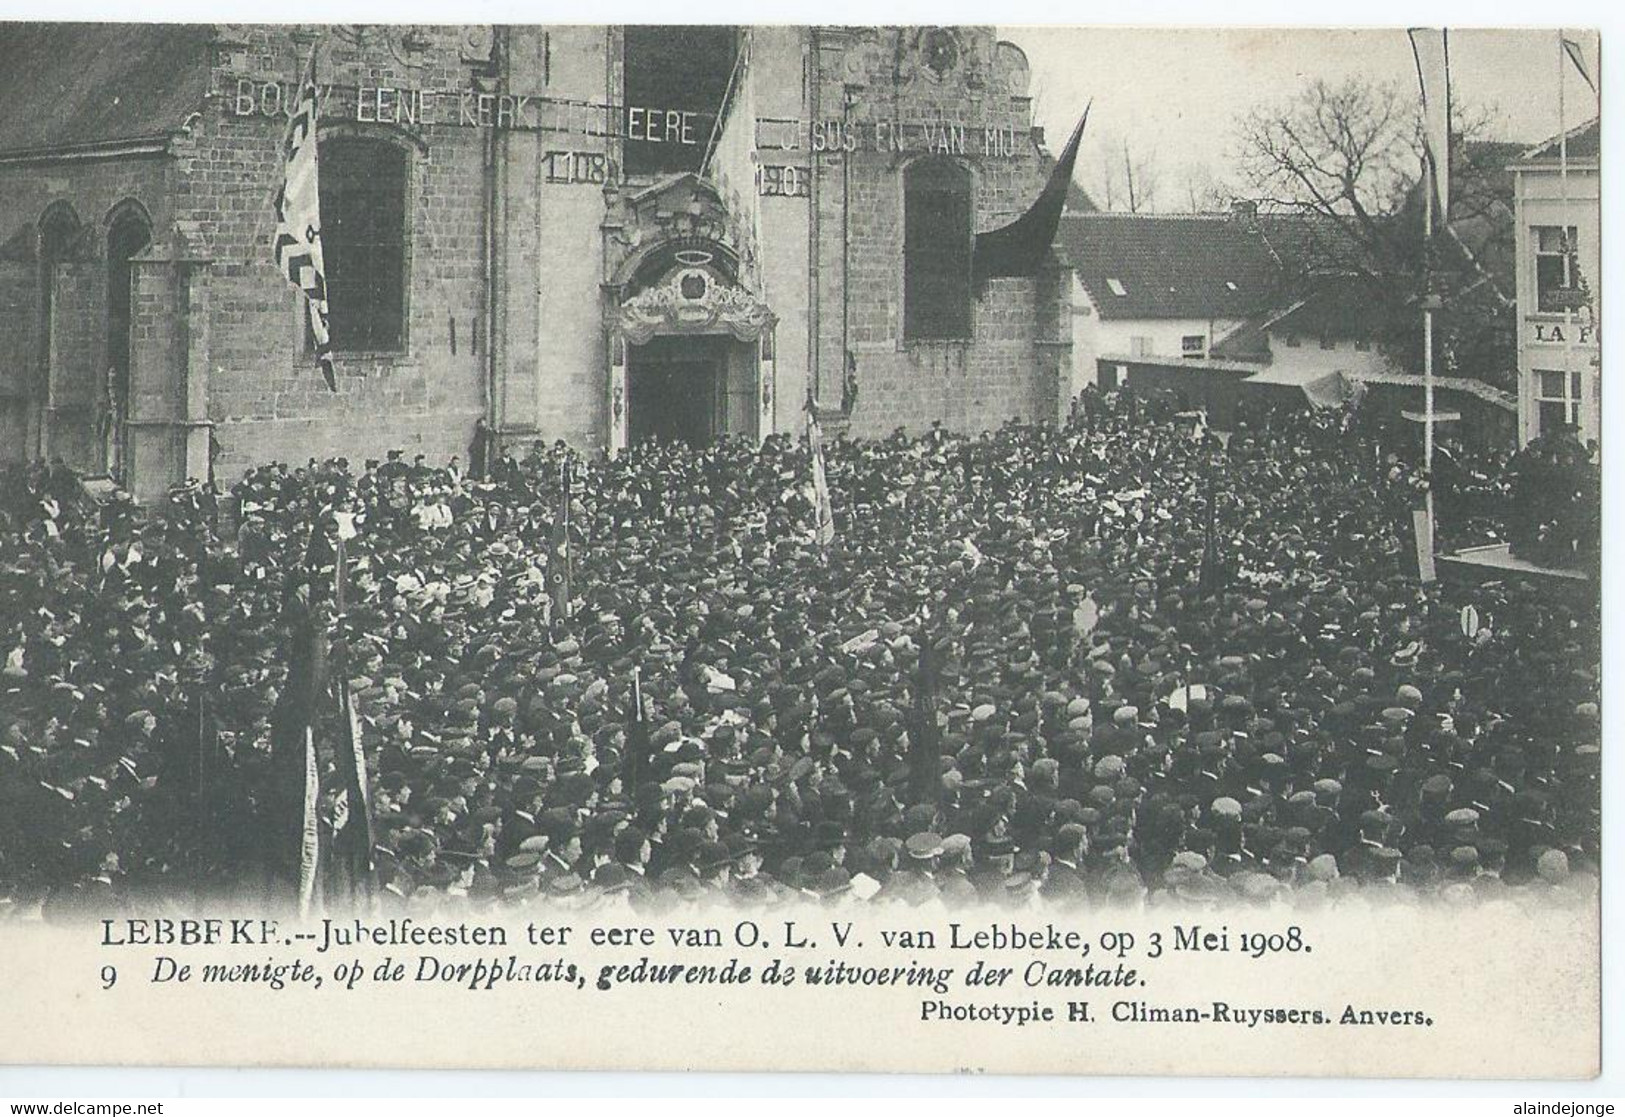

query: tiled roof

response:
[1262,275,1396,340]
[1520,118,1600,163]
[1055,212,1280,320]
[1252,211,1369,277]
[0,24,213,157]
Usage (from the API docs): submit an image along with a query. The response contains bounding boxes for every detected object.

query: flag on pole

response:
[273,40,336,391]
[701,29,764,296]
[1563,32,1597,93]
[1407,28,1452,221]
[548,461,573,622]
[624,667,650,793]
[271,585,326,913]
[190,690,217,874]
[332,676,374,890]
[328,522,373,892]
[908,625,944,807]
[972,104,1090,286]
[807,406,835,548]
[297,727,320,917]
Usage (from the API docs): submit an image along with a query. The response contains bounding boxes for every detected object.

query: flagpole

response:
[1558,30,1577,435]
[627,665,645,793]
[1559,29,1568,204]
[1424,165,1435,540]
[1408,26,1447,547]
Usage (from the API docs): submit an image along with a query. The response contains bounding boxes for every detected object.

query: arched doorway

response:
[602,174,775,456]
[106,205,152,483]
[611,250,774,453]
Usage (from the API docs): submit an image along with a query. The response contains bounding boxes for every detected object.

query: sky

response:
[999,27,1602,212]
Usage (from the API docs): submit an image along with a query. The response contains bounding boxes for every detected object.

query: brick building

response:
[0,24,1068,501]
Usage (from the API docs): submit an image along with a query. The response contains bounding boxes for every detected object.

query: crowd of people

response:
[0,390,1601,918]
[1501,428,1602,569]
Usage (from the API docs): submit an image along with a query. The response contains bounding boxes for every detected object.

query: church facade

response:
[0,24,1071,502]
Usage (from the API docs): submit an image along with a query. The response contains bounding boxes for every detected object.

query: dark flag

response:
[469,418,492,482]
[182,687,219,887]
[331,676,375,896]
[624,667,650,794]
[1563,32,1597,93]
[329,523,375,899]
[908,625,946,807]
[268,590,326,914]
[972,104,1090,287]
[188,687,218,832]
[270,507,361,914]
[331,527,347,612]
[548,461,573,623]
[154,680,219,890]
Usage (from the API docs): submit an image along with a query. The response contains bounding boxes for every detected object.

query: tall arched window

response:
[106,204,151,482]
[319,136,409,352]
[37,204,82,376]
[903,158,973,341]
[38,205,81,260]
[34,205,82,458]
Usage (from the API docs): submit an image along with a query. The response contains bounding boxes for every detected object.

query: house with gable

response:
[1054,198,1519,444]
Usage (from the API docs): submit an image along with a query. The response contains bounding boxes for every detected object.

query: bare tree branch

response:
[1231,74,1519,387]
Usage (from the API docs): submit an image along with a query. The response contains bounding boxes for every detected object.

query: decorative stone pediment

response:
[617,262,773,346]
[628,173,729,237]
[607,173,748,290]
[606,171,773,343]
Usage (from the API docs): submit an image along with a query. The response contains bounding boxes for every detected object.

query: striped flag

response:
[1407,28,1452,221]
[807,406,835,548]
[548,461,573,623]
[273,41,336,391]
[297,727,320,917]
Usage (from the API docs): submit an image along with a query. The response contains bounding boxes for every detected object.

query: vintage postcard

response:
[0,21,1602,1078]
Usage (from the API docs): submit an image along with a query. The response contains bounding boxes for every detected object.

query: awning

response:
[1243,365,1359,409]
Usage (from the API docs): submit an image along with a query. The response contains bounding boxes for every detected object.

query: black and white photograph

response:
[0,13,1609,1089]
